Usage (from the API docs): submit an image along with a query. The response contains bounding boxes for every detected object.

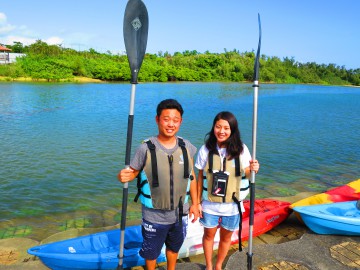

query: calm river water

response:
[0,82,359,240]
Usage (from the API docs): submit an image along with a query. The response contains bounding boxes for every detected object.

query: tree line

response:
[1,40,359,86]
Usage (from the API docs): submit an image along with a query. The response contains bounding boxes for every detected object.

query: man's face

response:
[156,109,182,138]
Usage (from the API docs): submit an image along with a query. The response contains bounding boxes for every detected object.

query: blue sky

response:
[1,0,359,69]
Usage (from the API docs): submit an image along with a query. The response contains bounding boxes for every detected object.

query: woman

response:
[195,111,259,270]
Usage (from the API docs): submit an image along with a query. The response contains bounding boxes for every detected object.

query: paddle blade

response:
[123,0,149,84]
[253,14,262,82]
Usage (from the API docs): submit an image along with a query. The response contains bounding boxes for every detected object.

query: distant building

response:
[8,53,26,63]
[0,45,26,64]
[0,45,11,64]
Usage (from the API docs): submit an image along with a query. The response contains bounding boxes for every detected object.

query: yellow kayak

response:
[291,178,360,222]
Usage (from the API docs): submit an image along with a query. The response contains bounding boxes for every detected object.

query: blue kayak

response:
[27,225,166,270]
[293,200,360,235]
[27,199,291,269]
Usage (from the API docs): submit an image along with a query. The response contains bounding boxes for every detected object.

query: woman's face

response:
[214,119,231,146]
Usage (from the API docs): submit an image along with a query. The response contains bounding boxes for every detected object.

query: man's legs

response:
[166,248,179,270]
[145,259,157,270]
[140,220,168,270]
[164,217,188,270]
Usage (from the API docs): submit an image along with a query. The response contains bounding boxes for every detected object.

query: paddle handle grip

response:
[125,115,134,166]
[250,82,258,186]
[124,83,136,166]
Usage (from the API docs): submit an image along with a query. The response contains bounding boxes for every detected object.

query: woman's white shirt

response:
[195,144,251,215]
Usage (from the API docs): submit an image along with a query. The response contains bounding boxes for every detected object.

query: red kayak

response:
[236,199,292,243]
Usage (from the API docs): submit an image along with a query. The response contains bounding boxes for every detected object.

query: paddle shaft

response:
[247,81,258,270]
[118,83,136,270]
[118,1,148,269]
[247,14,261,270]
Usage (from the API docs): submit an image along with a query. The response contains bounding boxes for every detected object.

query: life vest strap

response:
[208,152,214,173]
[178,138,190,179]
[232,192,243,252]
[134,176,151,202]
[178,196,183,225]
[235,156,241,176]
[240,187,249,191]
[208,151,241,176]
[145,140,159,187]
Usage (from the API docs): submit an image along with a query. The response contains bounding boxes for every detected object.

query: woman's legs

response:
[215,227,233,270]
[203,226,218,270]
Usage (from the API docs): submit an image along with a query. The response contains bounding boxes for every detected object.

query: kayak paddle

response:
[118,0,148,269]
[247,13,261,270]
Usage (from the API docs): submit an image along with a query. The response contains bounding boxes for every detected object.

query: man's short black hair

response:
[156,99,184,117]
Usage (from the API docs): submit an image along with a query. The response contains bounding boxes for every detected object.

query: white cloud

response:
[3,35,36,46]
[0,24,16,35]
[0,12,64,46]
[4,35,63,46]
[0,13,31,45]
[45,36,64,45]
[0,12,16,35]
[1,12,91,50]
[0,12,7,24]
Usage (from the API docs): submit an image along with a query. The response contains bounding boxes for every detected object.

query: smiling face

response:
[214,119,231,147]
[156,108,182,139]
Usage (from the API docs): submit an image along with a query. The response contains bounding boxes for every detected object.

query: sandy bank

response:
[0,76,103,83]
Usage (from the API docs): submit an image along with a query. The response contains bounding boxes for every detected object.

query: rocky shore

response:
[1,192,359,270]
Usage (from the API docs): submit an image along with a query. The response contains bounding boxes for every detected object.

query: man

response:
[118,99,199,270]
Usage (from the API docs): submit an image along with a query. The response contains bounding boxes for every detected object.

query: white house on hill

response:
[0,45,26,64]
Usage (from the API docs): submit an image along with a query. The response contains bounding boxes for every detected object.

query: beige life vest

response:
[203,152,249,203]
[135,138,193,210]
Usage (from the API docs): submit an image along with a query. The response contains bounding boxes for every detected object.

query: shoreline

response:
[1,76,359,88]
[1,190,359,270]
[0,192,316,270]
[0,76,103,83]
